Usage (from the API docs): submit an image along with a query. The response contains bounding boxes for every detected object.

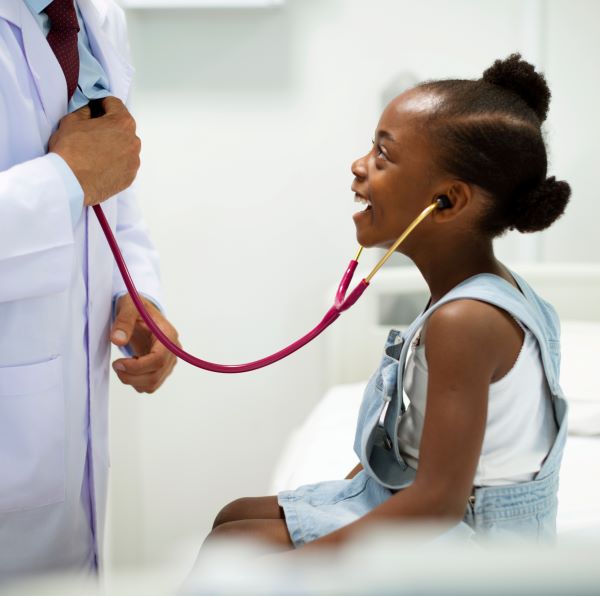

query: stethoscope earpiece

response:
[436,195,451,210]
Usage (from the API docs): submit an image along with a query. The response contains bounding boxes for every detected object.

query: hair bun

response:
[482,53,551,122]
[513,176,571,233]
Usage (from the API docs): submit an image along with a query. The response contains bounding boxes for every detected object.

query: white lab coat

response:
[0,0,162,578]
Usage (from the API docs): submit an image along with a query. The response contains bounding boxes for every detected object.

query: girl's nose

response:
[351,154,367,179]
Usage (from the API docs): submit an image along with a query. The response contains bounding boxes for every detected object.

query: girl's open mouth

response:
[354,193,372,212]
[353,193,373,227]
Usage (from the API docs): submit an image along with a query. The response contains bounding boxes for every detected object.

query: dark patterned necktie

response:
[44,0,80,100]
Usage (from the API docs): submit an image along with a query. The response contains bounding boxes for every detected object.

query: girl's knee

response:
[202,520,241,550]
[205,519,263,548]
[207,520,239,542]
[212,497,249,529]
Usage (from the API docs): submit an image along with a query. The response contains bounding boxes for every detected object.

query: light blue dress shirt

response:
[24,0,111,227]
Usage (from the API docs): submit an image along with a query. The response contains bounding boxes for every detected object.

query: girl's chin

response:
[354,213,401,249]
[354,229,374,248]
[355,229,404,251]
[353,214,375,247]
[355,235,388,250]
[353,221,386,248]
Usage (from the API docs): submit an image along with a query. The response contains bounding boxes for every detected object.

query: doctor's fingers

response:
[100,96,127,115]
[53,105,93,132]
[57,98,135,133]
[111,307,139,346]
[68,104,92,121]
[113,367,167,394]
[99,97,137,132]
[113,352,177,394]
[113,344,177,376]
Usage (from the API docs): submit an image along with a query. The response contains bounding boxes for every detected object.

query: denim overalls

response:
[278,271,568,547]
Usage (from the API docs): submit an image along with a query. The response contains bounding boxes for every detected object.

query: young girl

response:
[204,54,571,551]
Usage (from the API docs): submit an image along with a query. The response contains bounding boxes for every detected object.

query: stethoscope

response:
[89,90,450,373]
[93,196,450,373]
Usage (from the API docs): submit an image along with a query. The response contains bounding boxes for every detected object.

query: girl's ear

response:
[432,181,472,222]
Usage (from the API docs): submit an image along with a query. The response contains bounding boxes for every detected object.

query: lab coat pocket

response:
[0,356,66,512]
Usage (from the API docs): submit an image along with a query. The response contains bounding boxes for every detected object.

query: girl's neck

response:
[410,237,509,305]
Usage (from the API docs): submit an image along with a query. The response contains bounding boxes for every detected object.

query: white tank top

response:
[397,324,558,486]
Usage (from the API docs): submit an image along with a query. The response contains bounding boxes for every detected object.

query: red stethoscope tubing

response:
[93,204,369,373]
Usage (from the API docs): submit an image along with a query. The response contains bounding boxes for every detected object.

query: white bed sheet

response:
[270,382,600,537]
[557,435,600,535]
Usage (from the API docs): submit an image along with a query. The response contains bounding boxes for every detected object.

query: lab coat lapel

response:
[0,1,68,127]
[77,0,133,102]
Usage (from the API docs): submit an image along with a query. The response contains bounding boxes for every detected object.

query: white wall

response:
[106,0,600,571]
[542,0,600,262]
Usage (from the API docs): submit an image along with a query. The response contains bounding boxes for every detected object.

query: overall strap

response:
[382,272,566,481]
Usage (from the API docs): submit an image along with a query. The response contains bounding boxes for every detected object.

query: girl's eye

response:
[371,139,388,161]
[375,144,388,161]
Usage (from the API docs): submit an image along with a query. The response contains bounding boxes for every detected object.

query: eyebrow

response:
[377,129,396,142]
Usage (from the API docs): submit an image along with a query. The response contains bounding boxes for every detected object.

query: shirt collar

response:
[24,0,61,15]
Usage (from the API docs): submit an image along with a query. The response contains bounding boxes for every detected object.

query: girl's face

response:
[351,89,444,250]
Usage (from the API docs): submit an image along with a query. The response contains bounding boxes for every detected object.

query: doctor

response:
[0,0,180,581]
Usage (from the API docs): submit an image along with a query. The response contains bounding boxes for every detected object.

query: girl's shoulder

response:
[424,297,523,343]
[422,297,525,382]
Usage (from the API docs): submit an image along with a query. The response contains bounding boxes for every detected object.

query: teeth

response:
[354,195,372,207]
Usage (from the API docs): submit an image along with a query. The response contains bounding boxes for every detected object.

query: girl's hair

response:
[418,53,570,236]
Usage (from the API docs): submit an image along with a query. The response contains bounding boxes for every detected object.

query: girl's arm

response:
[301,298,523,549]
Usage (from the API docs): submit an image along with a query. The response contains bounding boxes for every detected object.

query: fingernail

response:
[113,330,127,343]
[113,362,125,372]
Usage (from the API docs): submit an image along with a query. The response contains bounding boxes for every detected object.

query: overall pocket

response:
[0,356,66,512]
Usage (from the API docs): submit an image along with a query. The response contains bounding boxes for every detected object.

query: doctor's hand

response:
[111,294,180,394]
[48,97,141,207]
